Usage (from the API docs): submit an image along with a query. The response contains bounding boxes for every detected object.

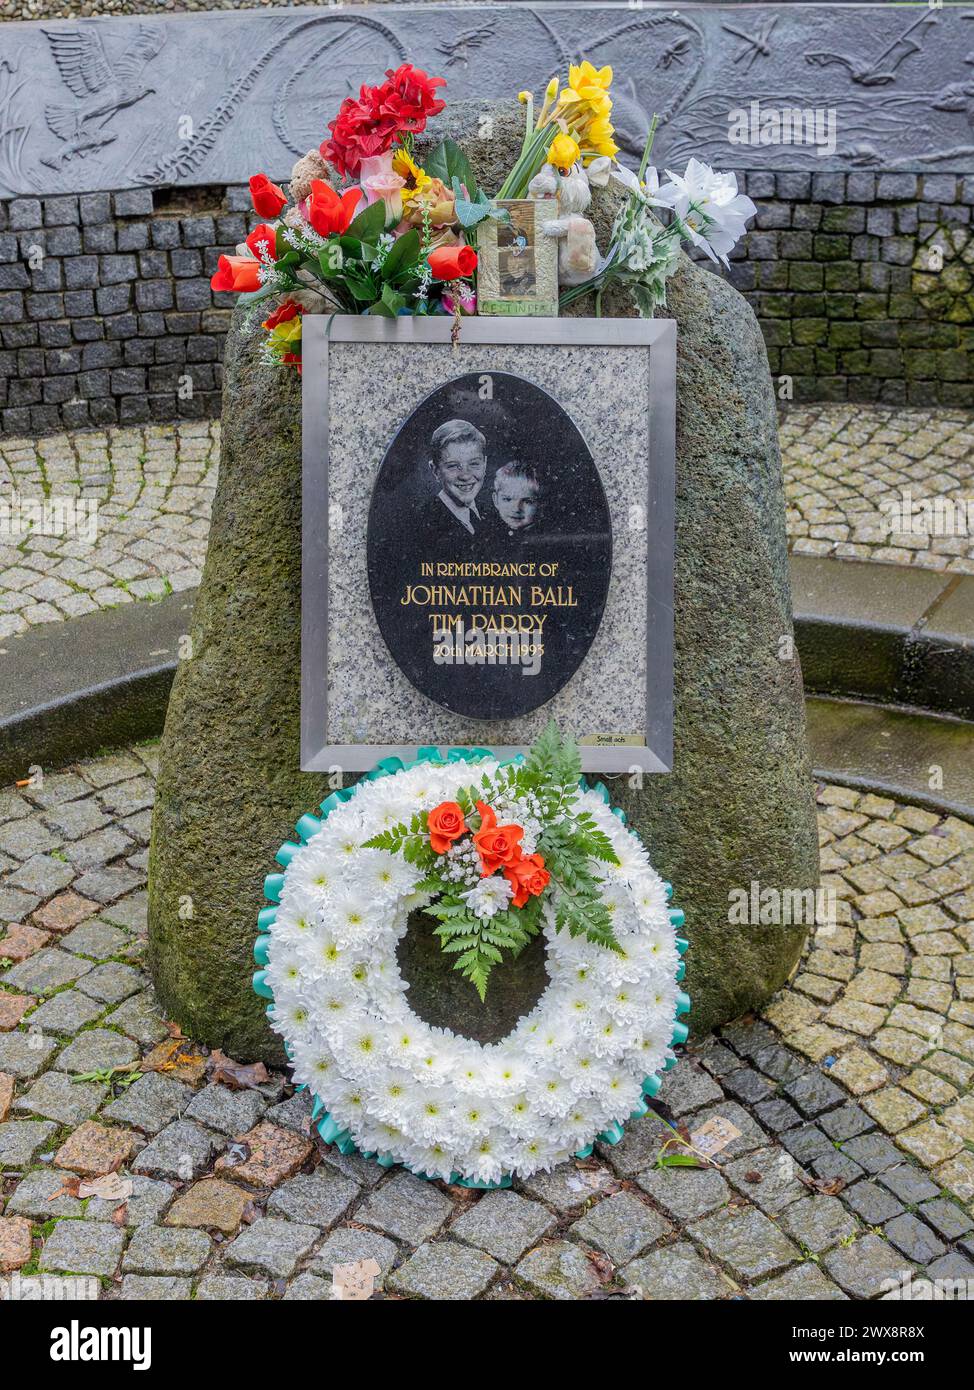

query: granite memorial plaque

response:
[301,315,674,773]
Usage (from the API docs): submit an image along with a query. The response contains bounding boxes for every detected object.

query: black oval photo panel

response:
[367,371,612,721]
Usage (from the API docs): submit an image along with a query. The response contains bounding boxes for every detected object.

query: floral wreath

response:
[253,728,689,1187]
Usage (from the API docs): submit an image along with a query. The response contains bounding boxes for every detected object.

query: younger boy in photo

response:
[491,461,541,540]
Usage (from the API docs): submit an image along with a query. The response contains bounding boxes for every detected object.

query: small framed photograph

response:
[477,199,559,317]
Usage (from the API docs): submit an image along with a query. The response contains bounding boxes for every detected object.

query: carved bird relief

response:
[41,24,165,170]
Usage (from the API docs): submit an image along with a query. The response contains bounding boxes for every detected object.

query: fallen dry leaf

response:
[743,1170,763,1184]
[209,1050,270,1091]
[48,1176,81,1201]
[585,1249,615,1283]
[112,1205,128,1227]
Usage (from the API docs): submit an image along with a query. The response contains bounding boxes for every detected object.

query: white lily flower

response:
[656,157,756,266]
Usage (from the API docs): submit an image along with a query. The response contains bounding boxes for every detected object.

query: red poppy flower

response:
[427,244,477,280]
[307,179,362,237]
[374,65,446,132]
[249,173,287,219]
[210,255,261,293]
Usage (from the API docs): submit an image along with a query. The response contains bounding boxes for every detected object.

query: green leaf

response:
[381,228,420,282]
[346,199,388,245]
[424,137,478,201]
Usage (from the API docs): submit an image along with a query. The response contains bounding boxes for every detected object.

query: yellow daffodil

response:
[392,147,431,206]
[568,61,613,96]
[547,133,580,171]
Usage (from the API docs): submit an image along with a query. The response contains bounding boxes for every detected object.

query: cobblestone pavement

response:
[784,405,974,573]
[0,422,216,638]
[1,406,971,641]
[2,752,974,1299]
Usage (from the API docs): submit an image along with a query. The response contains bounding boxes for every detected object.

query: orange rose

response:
[427,801,466,855]
[472,801,523,876]
[210,255,262,293]
[504,852,550,909]
[428,243,477,280]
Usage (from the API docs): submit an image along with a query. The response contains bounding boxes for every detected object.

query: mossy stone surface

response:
[148,101,817,1060]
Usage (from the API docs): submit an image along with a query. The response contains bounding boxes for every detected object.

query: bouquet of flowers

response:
[363,724,624,1000]
[209,56,756,370]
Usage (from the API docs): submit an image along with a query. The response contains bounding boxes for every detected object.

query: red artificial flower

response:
[307,179,362,237]
[249,173,287,219]
[261,300,302,331]
[210,255,262,293]
[246,223,278,262]
[320,66,446,179]
[320,90,396,180]
[374,64,446,132]
[427,801,467,855]
[472,801,523,877]
[428,244,477,281]
[504,853,550,909]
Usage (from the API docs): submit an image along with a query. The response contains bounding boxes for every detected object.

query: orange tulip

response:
[245,223,278,261]
[307,179,362,238]
[210,255,262,293]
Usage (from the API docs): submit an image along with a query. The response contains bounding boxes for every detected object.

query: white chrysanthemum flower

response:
[462,874,514,919]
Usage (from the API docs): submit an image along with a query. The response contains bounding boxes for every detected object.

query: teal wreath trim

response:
[253,747,689,1189]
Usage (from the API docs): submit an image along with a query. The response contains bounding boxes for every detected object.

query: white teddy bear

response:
[528,155,615,287]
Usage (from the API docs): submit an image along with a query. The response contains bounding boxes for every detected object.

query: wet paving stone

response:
[39,1220,126,1278]
[390,1240,499,1300]
[822,1234,911,1299]
[266,1168,360,1229]
[622,1241,737,1300]
[357,1171,453,1246]
[13,1070,105,1126]
[515,1239,604,1300]
[184,1082,267,1137]
[122,1224,212,1276]
[76,961,145,1005]
[450,1189,556,1265]
[0,1118,57,1166]
[749,1262,848,1300]
[688,1204,801,1282]
[517,1163,614,1213]
[778,1195,858,1254]
[635,1165,732,1223]
[224,1216,319,1280]
[568,1191,670,1265]
[53,1028,138,1074]
[723,1147,807,1216]
[101,1072,193,1134]
[844,1180,905,1225]
[308,1226,399,1283]
[883,1212,947,1265]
